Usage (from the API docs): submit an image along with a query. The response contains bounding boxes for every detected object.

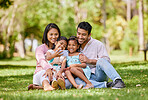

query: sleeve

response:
[35,46,53,70]
[97,42,111,62]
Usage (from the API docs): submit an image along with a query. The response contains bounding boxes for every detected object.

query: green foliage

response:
[106,15,127,49]
[144,13,148,41]
[120,16,139,53]
[0,0,148,58]
[0,0,13,8]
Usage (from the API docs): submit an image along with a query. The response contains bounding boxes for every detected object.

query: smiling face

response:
[55,40,67,50]
[67,40,79,53]
[47,28,59,44]
[77,28,91,45]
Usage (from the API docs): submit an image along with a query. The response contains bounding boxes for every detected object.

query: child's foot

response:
[57,78,66,90]
[51,80,59,90]
[28,84,43,90]
[83,84,94,89]
[76,84,83,89]
[44,85,55,91]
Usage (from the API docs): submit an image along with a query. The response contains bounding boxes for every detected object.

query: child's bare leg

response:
[42,80,55,91]
[65,70,83,89]
[70,67,93,88]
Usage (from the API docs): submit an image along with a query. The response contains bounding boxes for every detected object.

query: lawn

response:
[0,52,148,100]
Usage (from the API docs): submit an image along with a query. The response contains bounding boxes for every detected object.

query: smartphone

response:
[59,50,68,56]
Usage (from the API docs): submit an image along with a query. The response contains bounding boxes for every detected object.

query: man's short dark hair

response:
[77,21,92,35]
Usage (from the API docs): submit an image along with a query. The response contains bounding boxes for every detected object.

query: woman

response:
[28,23,64,91]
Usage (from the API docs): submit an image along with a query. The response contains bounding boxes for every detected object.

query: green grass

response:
[0,52,148,100]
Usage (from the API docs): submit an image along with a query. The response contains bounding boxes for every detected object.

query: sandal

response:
[51,80,59,90]
[57,78,66,90]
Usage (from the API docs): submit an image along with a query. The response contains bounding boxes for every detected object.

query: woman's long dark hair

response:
[42,23,61,47]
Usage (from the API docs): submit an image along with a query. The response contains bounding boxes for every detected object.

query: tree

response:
[0,0,13,8]
[138,0,144,50]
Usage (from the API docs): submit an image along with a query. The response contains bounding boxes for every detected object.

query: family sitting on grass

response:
[28,22,126,91]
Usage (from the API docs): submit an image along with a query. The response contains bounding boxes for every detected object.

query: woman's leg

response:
[70,67,93,88]
[42,80,55,91]
[65,70,82,89]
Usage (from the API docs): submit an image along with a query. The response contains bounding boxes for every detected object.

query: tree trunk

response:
[102,0,110,54]
[138,0,144,50]
[129,46,133,56]
[127,0,131,21]
[15,33,25,58]
[4,4,18,58]
[30,34,34,52]
[102,0,106,29]
[131,0,138,17]
[74,1,80,24]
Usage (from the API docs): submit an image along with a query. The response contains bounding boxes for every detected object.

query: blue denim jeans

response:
[65,58,121,88]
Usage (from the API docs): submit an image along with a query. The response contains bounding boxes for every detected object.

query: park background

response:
[0,0,148,100]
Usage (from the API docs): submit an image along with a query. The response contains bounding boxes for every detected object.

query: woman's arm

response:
[59,58,66,73]
[56,58,66,79]
[46,49,63,61]
[35,46,53,70]
[35,45,53,81]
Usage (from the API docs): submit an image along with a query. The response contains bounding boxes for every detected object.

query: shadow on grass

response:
[112,61,148,68]
[0,74,33,91]
[0,65,35,69]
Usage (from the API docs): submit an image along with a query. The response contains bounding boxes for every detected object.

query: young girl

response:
[63,36,94,89]
[46,36,68,90]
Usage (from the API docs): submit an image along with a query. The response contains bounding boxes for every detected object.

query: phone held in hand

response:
[60,50,68,56]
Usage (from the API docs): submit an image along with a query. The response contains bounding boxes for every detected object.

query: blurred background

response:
[0,0,148,60]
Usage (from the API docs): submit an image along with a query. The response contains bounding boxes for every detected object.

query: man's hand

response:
[42,69,53,81]
[79,54,89,63]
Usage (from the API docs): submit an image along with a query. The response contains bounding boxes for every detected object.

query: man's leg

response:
[75,73,107,88]
[65,79,73,89]
[96,58,125,89]
[96,58,121,81]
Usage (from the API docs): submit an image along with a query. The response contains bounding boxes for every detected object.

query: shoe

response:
[106,82,113,88]
[83,84,94,89]
[76,84,83,89]
[51,80,59,90]
[57,78,66,90]
[111,79,126,89]
[28,84,43,90]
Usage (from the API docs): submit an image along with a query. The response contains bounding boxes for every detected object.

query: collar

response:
[80,37,94,52]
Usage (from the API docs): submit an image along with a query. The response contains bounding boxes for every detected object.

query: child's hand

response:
[53,48,63,57]
[79,54,89,63]
[56,72,64,80]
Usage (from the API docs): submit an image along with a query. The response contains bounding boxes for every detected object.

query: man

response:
[65,21,125,89]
